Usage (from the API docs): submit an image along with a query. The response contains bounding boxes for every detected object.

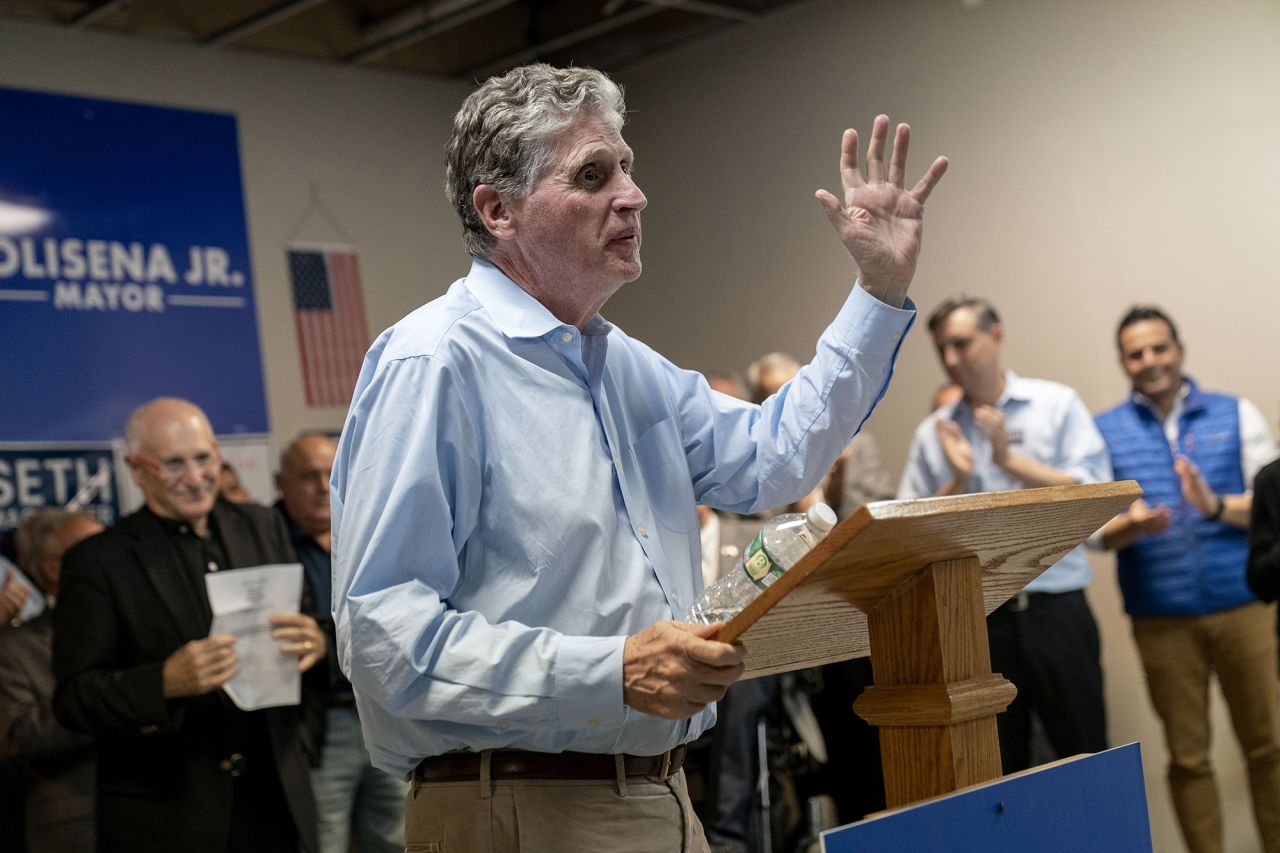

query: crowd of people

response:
[695,300,1280,853]
[0,410,406,853]
[1,61,1278,853]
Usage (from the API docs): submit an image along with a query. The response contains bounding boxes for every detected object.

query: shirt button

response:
[497,721,510,729]
[560,331,573,343]
[890,332,901,342]
[637,526,648,538]
[587,719,600,727]
[207,561,219,573]
[179,525,189,534]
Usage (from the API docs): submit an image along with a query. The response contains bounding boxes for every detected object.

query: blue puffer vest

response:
[1095,379,1252,617]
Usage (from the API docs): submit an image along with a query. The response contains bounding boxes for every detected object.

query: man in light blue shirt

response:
[331,63,948,851]
[898,295,1112,775]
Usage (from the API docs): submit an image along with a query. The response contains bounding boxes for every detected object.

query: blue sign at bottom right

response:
[823,743,1151,852]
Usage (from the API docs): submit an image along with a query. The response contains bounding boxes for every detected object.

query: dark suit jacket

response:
[52,500,320,853]
[0,609,95,852]
[1249,457,1280,602]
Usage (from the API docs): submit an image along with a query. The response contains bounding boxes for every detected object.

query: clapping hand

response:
[973,406,1009,466]
[815,116,948,307]
[1127,498,1173,536]
[1174,456,1219,518]
[936,419,974,482]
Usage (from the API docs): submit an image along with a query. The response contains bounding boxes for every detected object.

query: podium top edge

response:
[862,480,1141,522]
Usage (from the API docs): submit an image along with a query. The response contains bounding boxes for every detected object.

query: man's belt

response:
[415,745,687,783]
[1002,591,1033,613]
[997,588,1084,613]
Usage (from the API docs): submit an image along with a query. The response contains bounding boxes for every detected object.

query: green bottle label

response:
[741,530,785,591]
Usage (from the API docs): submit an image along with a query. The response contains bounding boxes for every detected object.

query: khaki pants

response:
[1132,602,1280,853]
[405,763,710,853]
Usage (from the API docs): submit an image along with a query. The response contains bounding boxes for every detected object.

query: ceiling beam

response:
[349,0,516,66]
[462,4,661,80]
[69,0,134,29]
[204,0,328,48]
[632,0,760,24]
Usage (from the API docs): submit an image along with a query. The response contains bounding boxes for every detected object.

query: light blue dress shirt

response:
[331,259,914,778]
[897,370,1112,593]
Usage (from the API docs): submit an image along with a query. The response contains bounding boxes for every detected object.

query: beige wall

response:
[615,1,1280,850]
[3,0,1279,849]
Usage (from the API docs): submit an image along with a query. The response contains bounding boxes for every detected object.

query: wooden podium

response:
[715,481,1142,809]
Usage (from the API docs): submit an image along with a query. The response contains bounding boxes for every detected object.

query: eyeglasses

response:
[129,450,222,483]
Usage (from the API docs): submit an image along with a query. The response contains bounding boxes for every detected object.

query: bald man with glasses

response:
[52,397,328,853]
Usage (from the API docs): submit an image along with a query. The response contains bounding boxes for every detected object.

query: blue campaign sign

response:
[0,86,268,441]
[0,447,119,533]
[822,743,1153,852]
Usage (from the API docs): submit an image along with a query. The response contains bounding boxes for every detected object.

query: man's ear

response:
[123,455,147,490]
[989,323,1004,345]
[473,184,517,240]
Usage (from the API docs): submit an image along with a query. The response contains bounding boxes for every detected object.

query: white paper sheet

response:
[204,562,303,711]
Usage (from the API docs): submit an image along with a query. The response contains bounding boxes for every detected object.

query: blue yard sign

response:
[0,447,118,533]
[0,86,268,441]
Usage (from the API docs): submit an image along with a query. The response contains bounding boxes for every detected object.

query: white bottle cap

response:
[807,503,837,532]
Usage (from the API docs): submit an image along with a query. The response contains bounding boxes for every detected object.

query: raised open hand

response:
[815,116,948,307]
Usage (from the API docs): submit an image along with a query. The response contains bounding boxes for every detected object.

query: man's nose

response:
[176,461,206,486]
[615,173,647,211]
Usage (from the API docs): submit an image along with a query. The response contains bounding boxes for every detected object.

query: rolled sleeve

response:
[1057,394,1112,485]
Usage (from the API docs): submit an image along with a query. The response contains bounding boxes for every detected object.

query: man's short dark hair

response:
[927,295,1001,334]
[1116,305,1180,349]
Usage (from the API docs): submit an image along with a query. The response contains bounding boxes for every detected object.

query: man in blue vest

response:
[1096,306,1280,853]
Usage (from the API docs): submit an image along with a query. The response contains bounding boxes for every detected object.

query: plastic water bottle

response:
[686,503,838,624]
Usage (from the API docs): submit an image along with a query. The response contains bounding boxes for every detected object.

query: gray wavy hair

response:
[445,64,627,259]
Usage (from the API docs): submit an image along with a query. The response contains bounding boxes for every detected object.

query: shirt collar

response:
[463,258,613,340]
[142,503,219,539]
[1131,376,1194,415]
[997,369,1031,406]
[949,369,1026,418]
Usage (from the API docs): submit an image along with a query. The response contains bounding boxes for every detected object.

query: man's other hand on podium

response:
[623,621,746,719]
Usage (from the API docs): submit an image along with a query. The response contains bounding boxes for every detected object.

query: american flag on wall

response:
[286,244,370,407]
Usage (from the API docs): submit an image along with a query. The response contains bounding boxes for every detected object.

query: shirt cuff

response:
[553,635,626,733]
[832,281,916,360]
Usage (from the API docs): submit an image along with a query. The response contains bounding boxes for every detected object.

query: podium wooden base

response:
[854,557,1014,806]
